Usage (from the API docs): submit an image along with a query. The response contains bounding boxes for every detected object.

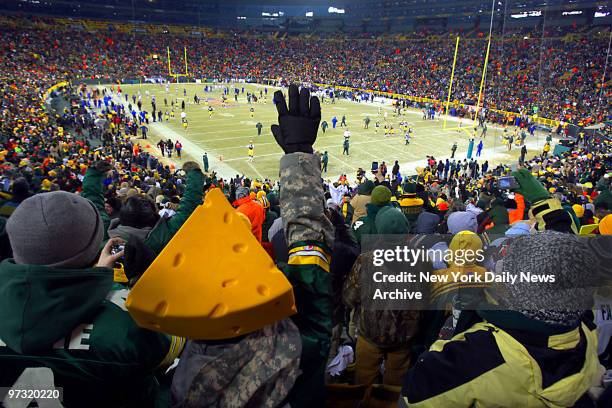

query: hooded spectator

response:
[415,211,441,234]
[344,206,419,386]
[447,211,478,234]
[0,188,181,407]
[429,231,488,323]
[353,185,392,245]
[350,180,374,223]
[400,232,607,407]
[233,186,265,242]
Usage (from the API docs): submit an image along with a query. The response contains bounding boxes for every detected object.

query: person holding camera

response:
[0,161,183,407]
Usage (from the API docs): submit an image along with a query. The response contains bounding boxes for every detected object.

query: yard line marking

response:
[247,161,265,179]
[326,152,354,170]
[223,152,283,161]
[353,145,380,160]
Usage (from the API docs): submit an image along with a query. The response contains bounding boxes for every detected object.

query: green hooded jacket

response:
[352,203,389,245]
[0,260,181,407]
[144,170,204,254]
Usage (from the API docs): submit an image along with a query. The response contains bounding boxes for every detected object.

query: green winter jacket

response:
[83,167,204,254]
[486,202,510,235]
[0,260,182,407]
[353,203,389,245]
[80,167,111,241]
[261,208,278,243]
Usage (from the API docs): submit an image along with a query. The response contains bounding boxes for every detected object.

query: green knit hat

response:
[375,206,409,234]
[371,185,392,206]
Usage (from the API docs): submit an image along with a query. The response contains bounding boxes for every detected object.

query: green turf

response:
[117,83,549,180]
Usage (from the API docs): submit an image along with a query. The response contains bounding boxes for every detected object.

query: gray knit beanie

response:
[6,191,104,268]
[497,231,606,327]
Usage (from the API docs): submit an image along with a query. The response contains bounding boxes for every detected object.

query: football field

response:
[117,83,546,180]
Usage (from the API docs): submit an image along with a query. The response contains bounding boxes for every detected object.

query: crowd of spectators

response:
[1,16,610,125]
[0,14,612,408]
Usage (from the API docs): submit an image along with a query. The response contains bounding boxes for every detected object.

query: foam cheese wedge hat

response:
[126,188,297,339]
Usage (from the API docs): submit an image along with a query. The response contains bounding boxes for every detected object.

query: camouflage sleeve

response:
[343,253,365,309]
[279,152,334,407]
[280,153,334,249]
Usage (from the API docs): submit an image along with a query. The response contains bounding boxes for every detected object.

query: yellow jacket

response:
[400,319,601,407]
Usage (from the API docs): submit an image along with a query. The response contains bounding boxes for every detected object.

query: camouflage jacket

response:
[343,252,420,349]
[171,153,333,408]
[172,319,302,408]
[279,152,334,408]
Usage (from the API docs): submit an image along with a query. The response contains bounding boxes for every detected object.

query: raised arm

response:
[145,162,204,254]
[273,84,334,407]
[511,168,577,233]
[82,160,112,240]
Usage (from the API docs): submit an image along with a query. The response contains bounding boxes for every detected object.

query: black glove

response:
[271,84,321,154]
[93,160,112,174]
